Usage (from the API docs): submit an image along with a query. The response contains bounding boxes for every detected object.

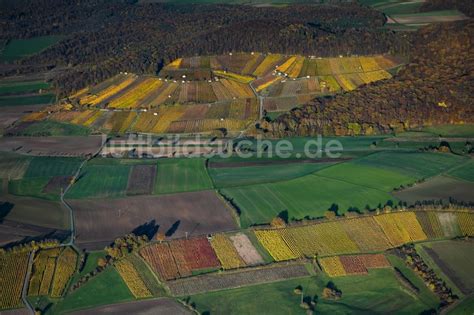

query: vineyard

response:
[210,234,246,270]
[140,237,220,280]
[28,247,78,298]
[254,211,462,262]
[319,254,391,277]
[0,252,29,309]
[115,258,152,298]
[167,263,310,296]
[22,53,402,135]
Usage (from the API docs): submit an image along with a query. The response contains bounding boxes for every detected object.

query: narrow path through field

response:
[21,250,35,315]
[60,134,109,246]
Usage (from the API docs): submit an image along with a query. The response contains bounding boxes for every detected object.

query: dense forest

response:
[257,20,474,136]
[0,0,403,95]
[419,0,473,17]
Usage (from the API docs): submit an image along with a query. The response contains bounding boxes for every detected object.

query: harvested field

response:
[210,234,246,270]
[229,233,264,266]
[167,263,310,296]
[0,136,103,157]
[68,298,191,315]
[69,191,237,249]
[393,175,474,205]
[42,176,72,194]
[437,212,461,238]
[126,165,156,195]
[423,240,474,294]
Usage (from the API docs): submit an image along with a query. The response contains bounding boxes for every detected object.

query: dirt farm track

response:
[68,190,238,249]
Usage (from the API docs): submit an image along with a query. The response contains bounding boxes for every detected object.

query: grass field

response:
[154,158,213,194]
[190,268,438,314]
[448,160,474,182]
[24,157,82,178]
[0,81,50,95]
[0,94,55,106]
[353,151,466,179]
[448,296,474,315]
[14,120,91,136]
[0,152,32,180]
[66,159,131,199]
[221,174,395,227]
[315,162,416,192]
[421,124,474,137]
[209,162,335,188]
[49,267,133,315]
[1,36,63,62]
[8,177,58,200]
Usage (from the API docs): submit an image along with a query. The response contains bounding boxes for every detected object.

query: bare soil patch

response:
[393,175,474,204]
[42,176,72,194]
[69,298,191,315]
[126,165,156,195]
[0,136,103,157]
[69,190,237,250]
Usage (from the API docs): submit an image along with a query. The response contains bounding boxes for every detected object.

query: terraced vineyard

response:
[24,53,401,135]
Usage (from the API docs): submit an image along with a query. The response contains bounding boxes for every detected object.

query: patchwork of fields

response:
[12,53,401,135]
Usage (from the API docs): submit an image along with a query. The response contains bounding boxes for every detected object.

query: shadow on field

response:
[132,219,160,240]
[0,202,14,223]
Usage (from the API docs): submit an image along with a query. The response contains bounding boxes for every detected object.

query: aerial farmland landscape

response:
[0,0,473,314]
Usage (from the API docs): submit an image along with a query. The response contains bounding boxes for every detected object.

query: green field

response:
[448,160,474,182]
[8,177,58,200]
[49,267,133,315]
[0,81,50,95]
[209,162,334,188]
[66,160,130,199]
[154,158,213,194]
[448,296,474,315]
[0,93,55,106]
[1,36,63,62]
[353,151,465,179]
[190,268,438,314]
[421,124,474,137]
[16,120,91,137]
[24,157,82,178]
[221,173,395,227]
[315,162,416,192]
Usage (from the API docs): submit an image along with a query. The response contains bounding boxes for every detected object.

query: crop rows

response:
[108,78,163,109]
[229,233,264,266]
[28,248,61,296]
[50,247,78,298]
[254,230,298,261]
[140,237,220,281]
[341,217,391,251]
[415,211,444,239]
[210,234,246,269]
[456,212,474,236]
[0,252,29,309]
[167,263,310,296]
[373,212,426,247]
[320,254,390,277]
[437,212,460,238]
[79,75,137,106]
[115,258,152,298]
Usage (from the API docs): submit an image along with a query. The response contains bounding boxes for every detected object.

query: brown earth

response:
[392,175,474,205]
[126,165,156,195]
[69,190,237,250]
[69,298,191,315]
[42,176,72,194]
[0,136,104,157]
